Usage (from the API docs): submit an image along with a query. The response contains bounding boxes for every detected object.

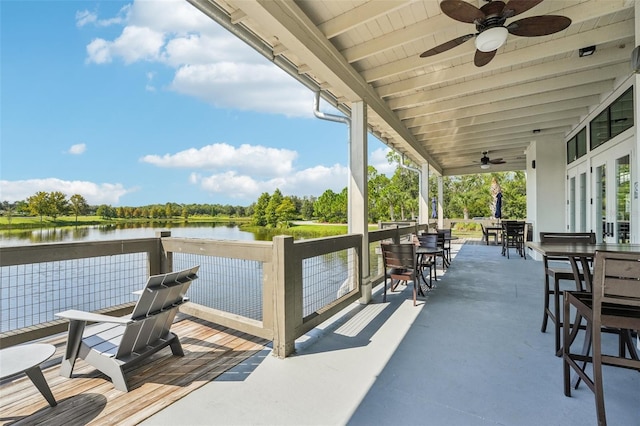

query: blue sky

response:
[0,0,392,207]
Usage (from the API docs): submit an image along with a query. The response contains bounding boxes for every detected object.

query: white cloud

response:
[76,5,131,28]
[140,143,297,178]
[145,71,156,91]
[76,6,130,28]
[76,10,97,27]
[86,38,112,64]
[87,26,165,65]
[370,147,395,175]
[68,143,86,155]
[286,164,347,195]
[190,164,347,201]
[80,0,314,117]
[127,0,214,34]
[0,178,134,205]
[170,63,311,117]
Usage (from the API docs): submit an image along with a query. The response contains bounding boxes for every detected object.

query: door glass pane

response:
[569,177,575,232]
[616,155,630,243]
[595,165,606,242]
[579,172,587,232]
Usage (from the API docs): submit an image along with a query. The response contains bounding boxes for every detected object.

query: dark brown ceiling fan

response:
[420,0,571,67]
[479,151,506,169]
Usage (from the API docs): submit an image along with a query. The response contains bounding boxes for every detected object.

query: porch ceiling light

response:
[579,45,596,57]
[475,27,508,53]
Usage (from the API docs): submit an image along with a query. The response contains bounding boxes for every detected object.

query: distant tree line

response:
[0,194,253,224]
[436,171,526,220]
[3,191,91,224]
[250,154,526,225]
[1,157,526,226]
[251,189,315,228]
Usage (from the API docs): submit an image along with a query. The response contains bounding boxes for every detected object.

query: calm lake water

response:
[1,222,354,332]
[0,222,261,247]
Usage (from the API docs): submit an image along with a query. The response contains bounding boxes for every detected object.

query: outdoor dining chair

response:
[416,234,439,289]
[381,243,419,306]
[501,221,526,259]
[539,232,596,355]
[562,250,640,426]
[437,228,452,264]
[481,224,498,245]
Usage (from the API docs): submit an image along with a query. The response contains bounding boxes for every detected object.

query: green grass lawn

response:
[0,215,249,230]
[0,215,483,239]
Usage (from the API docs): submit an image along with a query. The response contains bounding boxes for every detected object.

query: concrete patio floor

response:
[142,241,640,426]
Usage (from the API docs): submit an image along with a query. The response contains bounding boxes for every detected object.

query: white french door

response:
[591,141,633,243]
[567,163,588,233]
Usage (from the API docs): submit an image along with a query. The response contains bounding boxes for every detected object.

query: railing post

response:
[392,225,401,244]
[271,235,302,358]
[155,231,172,274]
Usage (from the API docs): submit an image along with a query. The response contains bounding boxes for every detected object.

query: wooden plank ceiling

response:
[187,0,635,176]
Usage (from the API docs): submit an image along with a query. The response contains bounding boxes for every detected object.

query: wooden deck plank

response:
[92,331,259,424]
[0,316,268,426]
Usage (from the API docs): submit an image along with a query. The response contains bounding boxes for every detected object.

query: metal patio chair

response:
[562,250,640,426]
[381,243,419,306]
[539,232,596,355]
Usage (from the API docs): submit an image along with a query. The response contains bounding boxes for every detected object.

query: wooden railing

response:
[1,227,425,357]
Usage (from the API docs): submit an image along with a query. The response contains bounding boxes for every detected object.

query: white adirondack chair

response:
[56,265,199,391]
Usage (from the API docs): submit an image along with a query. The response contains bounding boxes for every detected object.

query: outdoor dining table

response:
[527,242,640,358]
[415,245,444,288]
[527,242,640,290]
[484,226,502,245]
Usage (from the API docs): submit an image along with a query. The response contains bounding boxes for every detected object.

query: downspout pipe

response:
[399,153,424,227]
[313,91,360,298]
[313,91,353,232]
[399,153,420,174]
[313,91,350,126]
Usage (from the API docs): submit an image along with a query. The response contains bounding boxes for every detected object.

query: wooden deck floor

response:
[0,316,269,426]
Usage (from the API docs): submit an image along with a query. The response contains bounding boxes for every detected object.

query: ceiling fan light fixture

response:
[480,164,491,170]
[475,27,508,52]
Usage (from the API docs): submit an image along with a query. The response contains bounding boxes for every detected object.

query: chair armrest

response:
[55,310,132,324]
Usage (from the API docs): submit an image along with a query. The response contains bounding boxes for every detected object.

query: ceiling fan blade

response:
[502,0,543,18]
[474,49,496,67]
[420,34,475,57]
[440,0,485,23]
[489,158,505,164]
[507,15,571,37]
[480,1,506,17]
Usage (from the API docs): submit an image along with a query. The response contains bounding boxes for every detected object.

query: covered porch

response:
[2,240,637,425]
[185,0,639,257]
[143,240,639,425]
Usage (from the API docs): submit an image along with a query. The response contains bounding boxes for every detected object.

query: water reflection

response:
[0,222,261,246]
[28,227,90,244]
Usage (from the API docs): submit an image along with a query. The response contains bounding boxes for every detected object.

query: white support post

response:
[419,163,430,225]
[633,2,640,243]
[437,176,444,229]
[350,101,370,304]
